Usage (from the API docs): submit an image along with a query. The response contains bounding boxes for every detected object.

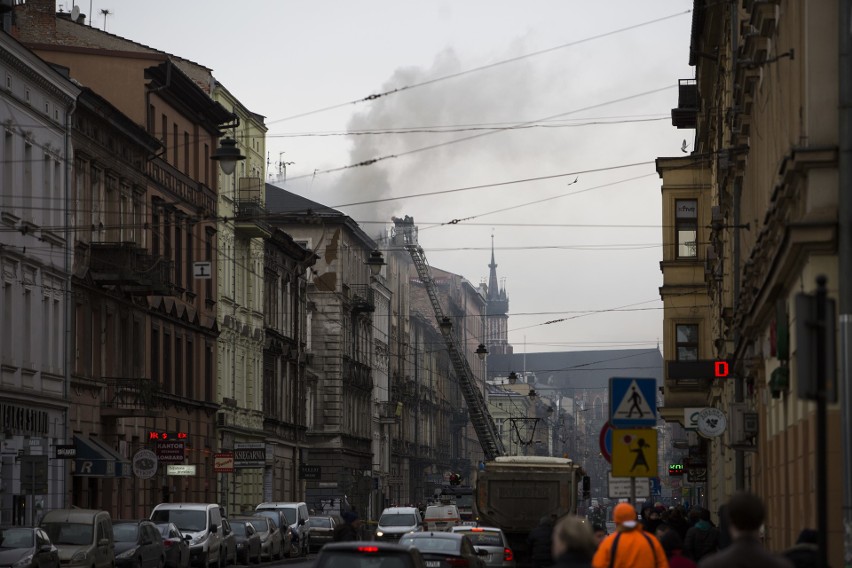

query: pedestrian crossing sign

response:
[609,377,657,427]
[611,428,658,477]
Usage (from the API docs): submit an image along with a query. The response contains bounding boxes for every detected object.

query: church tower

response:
[485,236,512,355]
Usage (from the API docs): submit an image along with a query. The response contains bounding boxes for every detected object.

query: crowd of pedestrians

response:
[528,491,818,568]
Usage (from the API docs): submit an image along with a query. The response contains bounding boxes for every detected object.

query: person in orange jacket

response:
[592,503,669,568]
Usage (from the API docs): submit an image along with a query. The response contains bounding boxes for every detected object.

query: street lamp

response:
[475,343,488,360]
[366,250,385,276]
[211,136,245,175]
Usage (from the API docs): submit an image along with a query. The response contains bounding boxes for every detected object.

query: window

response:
[184,132,190,175]
[675,199,698,259]
[161,114,168,152]
[173,123,178,165]
[675,324,699,361]
[185,228,193,294]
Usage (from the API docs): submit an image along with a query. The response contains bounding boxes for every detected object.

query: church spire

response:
[488,234,499,301]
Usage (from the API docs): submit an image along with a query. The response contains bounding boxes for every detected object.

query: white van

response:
[376,506,423,542]
[255,502,310,557]
[423,502,461,531]
[150,503,224,568]
[40,509,114,568]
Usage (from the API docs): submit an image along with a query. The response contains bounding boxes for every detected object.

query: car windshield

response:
[281,510,297,525]
[0,528,33,548]
[399,536,460,554]
[41,523,93,546]
[230,523,247,537]
[454,531,502,546]
[316,551,414,568]
[379,514,416,527]
[113,524,139,542]
[247,520,267,533]
[310,518,331,529]
[151,510,206,532]
[253,512,280,529]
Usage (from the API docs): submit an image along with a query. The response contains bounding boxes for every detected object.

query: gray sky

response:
[73,0,694,354]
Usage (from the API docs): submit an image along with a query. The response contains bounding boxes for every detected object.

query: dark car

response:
[226,520,260,565]
[307,516,338,552]
[398,532,487,568]
[154,523,189,568]
[315,541,428,568]
[244,517,283,561]
[112,520,165,568]
[0,526,60,568]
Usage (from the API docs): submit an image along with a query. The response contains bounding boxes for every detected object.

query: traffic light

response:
[582,476,591,500]
[449,473,461,486]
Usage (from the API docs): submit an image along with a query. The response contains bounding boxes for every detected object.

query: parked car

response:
[112,520,165,568]
[250,511,293,558]
[150,503,223,568]
[315,541,428,568]
[307,516,337,552]
[450,526,516,568]
[225,520,260,565]
[154,523,190,568]
[254,503,310,557]
[398,532,487,568]
[219,519,236,567]
[375,507,423,542]
[0,526,60,568]
[40,508,115,568]
[243,517,282,561]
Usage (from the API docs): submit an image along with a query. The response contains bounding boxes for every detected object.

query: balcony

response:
[343,355,372,391]
[660,360,714,423]
[671,79,699,129]
[376,400,400,424]
[234,198,272,239]
[101,377,162,418]
[348,285,375,313]
[89,242,173,295]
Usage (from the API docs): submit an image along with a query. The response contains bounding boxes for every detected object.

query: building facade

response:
[659,1,844,564]
[0,30,80,526]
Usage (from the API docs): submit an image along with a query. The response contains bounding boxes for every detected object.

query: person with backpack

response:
[683,508,719,562]
[592,503,669,568]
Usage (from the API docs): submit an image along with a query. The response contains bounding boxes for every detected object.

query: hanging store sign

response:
[234,443,266,468]
[166,464,197,476]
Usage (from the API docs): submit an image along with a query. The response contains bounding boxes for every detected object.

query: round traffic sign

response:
[599,421,613,463]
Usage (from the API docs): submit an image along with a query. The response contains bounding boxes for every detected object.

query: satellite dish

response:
[70,5,80,21]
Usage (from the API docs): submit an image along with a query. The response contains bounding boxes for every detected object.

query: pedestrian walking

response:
[528,515,556,567]
[551,515,596,568]
[332,511,361,542]
[659,530,697,568]
[782,529,818,568]
[697,491,793,568]
[592,503,668,568]
[683,508,719,562]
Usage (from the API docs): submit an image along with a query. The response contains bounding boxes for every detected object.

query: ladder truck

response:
[394,217,583,565]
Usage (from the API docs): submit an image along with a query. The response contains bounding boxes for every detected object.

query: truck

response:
[475,456,583,565]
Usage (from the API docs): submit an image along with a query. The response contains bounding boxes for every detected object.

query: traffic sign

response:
[609,377,657,427]
[599,422,613,463]
[611,428,658,477]
[607,472,650,499]
[214,453,234,473]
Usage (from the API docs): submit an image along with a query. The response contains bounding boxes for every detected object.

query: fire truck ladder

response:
[395,218,506,461]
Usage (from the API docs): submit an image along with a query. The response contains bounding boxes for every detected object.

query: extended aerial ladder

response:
[394,217,506,461]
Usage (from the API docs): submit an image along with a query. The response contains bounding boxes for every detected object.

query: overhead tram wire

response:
[265,9,691,126]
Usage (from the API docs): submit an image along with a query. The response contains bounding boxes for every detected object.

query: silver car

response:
[450,526,515,568]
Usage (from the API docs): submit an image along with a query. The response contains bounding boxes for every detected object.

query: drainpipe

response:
[837,0,852,563]
[63,97,76,509]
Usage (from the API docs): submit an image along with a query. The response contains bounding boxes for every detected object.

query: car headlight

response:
[116,546,139,560]
[376,531,384,537]
[12,554,34,568]
[71,551,89,563]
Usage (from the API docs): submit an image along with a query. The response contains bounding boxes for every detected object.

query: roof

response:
[487,348,663,390]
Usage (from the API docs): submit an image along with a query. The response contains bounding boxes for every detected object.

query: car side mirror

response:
[38,544,52,553]
[210,525,218,534]
[298,519,305,526]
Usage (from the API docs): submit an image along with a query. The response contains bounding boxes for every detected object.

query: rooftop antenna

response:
[100,8,111,31]
[277,152,294,183]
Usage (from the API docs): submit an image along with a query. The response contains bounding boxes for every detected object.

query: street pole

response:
[816,277,829,568]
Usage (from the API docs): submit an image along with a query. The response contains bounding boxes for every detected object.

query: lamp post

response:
[212,133,245,513]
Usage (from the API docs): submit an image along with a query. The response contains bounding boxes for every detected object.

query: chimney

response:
[10,0,58,38]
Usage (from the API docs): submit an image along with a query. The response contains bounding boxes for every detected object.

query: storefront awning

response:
[73,436,131,478]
